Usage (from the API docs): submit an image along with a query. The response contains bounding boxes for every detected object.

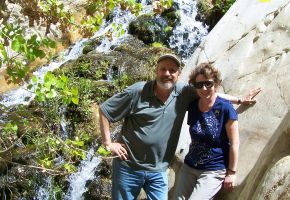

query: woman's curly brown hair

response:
[188,63,222,86]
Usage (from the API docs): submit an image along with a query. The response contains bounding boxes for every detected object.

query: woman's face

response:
[194,74,216,100]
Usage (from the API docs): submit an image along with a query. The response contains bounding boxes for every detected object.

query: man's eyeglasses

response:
[193,81,215,89]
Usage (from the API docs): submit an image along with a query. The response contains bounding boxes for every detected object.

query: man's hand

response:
[106,142,128,160]
[240,87,261,105]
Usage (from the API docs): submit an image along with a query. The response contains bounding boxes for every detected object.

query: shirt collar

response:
[148,80,182,98]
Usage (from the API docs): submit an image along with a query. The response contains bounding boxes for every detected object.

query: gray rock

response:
[172,0,290,199]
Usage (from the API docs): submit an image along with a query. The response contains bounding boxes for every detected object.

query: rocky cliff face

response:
[174,0,290,199]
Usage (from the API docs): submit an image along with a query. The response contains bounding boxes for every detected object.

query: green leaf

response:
[27,84,33,90]
[64,163,77,173]
[32,75,38,83]
[60,74,68,83]
[259,0,271,2]
[81,151,86,160]
[44,71,55,83]
[71,86,78,96]
[108,0,115,10]
[34,49,46,59]
[4,122,18,133]
[49,40,56,48]
[46,89,57,98]
[36,90,46,102]
[71,97,79,105]
[0,43,8,61]
[13,35,26,51]
[28,35,37,44]
[11,38,21,52]
[126,0,135,5]
[97,145,111,156]
[164,26,173,32]
[73,140,84,147]
[17,68,26,78]
[152,42,163,47]
[56,80,65,89]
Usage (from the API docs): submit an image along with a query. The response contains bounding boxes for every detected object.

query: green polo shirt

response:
[100,81,197,171]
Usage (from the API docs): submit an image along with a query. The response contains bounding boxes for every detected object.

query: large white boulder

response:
[173,0,290,199]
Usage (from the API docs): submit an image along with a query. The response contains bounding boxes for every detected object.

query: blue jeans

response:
[112,159,168,200]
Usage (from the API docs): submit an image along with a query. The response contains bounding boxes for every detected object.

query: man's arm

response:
[99,108,128,160]
[218,87,261,105]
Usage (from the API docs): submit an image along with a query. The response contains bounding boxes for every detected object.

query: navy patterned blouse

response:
[185,96,238,171]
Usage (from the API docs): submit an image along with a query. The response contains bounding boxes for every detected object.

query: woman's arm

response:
[218,87,261,105]
[223,120,239,191]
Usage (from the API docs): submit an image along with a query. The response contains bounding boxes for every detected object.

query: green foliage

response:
[112,23,126,38]
[0,122,19,151]
[81,0,142,37]
[63,163,77,173]
[0,1,176,198]
[35,0,73,33]
[34,130,92,173]
[159,0,174,9]
[214,0,236,15]
[3,122,18,134]
[54,58,115,104]
[113,73,135,92]
[164,26,173,32]
[259,0,271,2]
[152,42,165,48]
[1,0,171,83]
[29,72,79,106]
[0,23,56,83]
[97,145,111,156]
[0,115,29,153]
[51,183,63,200]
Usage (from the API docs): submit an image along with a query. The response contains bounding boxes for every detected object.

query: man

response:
[99,54,259,200]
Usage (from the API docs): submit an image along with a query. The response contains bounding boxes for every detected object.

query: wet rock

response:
[196,0,235,31]
[82,37,104,54]
[129,7,180,46]
[83,159,112,200]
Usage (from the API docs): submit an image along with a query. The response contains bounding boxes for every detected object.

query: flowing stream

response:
[1,0,208,199]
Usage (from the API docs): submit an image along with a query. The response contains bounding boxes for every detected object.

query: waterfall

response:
[35,153,101,200]
[35,177,53,200]
[0,40,87,107]
[0,0,207,107]
[1,0,208,199]
[64,151,101,200]
[169,0,208,61]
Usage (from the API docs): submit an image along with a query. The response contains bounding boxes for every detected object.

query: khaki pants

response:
[174,164,226,200]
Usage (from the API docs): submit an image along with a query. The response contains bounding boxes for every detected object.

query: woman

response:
[174,63,239,200]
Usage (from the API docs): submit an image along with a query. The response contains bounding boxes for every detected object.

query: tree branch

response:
[0,156,67,176]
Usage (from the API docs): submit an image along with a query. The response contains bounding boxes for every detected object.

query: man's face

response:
[156,58,180,90]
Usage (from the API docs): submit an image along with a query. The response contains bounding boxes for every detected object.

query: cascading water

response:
[0,0,207,107]
[64,150,101,200]
[0,40,87,107]
[169,0,208,61]
[2,0,208,199]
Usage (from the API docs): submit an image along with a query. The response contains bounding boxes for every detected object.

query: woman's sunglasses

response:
[193,81,215,89]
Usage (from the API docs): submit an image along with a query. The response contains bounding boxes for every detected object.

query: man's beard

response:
[156,80,175,90]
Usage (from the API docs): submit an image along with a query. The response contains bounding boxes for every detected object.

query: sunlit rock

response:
[174,0,290,199]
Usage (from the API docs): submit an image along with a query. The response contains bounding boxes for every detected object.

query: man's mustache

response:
[160,77,173,81]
